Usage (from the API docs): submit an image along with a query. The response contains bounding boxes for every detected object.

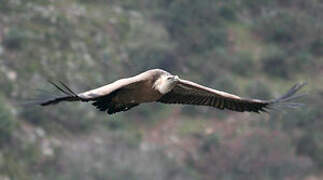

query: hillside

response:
[0,0,322,179]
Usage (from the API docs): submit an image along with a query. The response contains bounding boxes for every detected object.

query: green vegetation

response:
[0,0,322,179]
[0,94,16,146]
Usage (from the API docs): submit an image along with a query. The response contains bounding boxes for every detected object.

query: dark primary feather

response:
[270,82,307,104]
[267,82,307,109]
[39,81,84,106]
[158,82,306,113]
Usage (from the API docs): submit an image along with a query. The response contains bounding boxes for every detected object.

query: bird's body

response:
[40,69,306,114]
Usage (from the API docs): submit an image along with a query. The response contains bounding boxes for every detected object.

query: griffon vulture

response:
[39,69,306,114]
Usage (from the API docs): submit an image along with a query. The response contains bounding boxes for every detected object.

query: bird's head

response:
[166,75,179,83]
[154,74,180,94]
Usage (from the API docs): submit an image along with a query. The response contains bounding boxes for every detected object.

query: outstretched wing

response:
[158,79,306,113]
[39,73,151,105]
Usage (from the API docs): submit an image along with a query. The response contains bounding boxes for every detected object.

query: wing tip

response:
[267,81,307,111]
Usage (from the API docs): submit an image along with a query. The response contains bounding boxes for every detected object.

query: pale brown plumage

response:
[39,69,306,114]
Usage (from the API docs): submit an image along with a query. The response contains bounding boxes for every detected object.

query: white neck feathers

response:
[153,75,176,94]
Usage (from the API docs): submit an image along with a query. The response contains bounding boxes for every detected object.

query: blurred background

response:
[0,0,322,179]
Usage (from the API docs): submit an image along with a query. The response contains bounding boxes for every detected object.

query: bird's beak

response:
[174,75,179,81]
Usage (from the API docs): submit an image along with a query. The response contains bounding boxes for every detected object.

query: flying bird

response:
[39,69,306,114]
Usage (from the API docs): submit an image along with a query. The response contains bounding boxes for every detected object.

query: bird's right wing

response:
[78,77,142,100]
[39,74,147,106]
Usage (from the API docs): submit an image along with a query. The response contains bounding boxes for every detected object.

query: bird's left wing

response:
[158,79,306,113]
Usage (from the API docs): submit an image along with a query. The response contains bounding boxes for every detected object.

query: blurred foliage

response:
[2,27,28,50]
[0,0,322,179]
[193,131,312,180]
[245,81,272,100]
[230,52,255,77]
[262,48,290,78]
[0,94,16,146]
[269,93,323,168]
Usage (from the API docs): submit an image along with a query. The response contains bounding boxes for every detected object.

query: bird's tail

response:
[267,82,307,111]
[39,81,83,106]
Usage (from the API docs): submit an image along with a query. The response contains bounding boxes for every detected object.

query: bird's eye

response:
[167,77,172,80]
